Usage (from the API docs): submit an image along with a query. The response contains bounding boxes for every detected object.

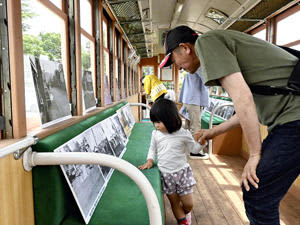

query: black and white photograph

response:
[101,117,126,157]
[207,98,219,113]
[29,56,71,127]
[54,129,106,224]
[223,107,235,120]
[82,70,96,112]
[121,104,135,128]
[117,109,131,137]
[110,114,127,145]
[91,122,115,178]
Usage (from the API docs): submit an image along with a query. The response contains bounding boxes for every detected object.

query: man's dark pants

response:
[242,120,300,225]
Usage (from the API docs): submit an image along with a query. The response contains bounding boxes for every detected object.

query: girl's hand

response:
[194,129,214,145]
[138,160,153,170]
[241,154,261,191]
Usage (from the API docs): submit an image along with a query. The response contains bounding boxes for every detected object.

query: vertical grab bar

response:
[23,150,162,225]
[208,103,234,156]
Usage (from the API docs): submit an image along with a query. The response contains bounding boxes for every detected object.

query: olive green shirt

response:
[195,30,300,131]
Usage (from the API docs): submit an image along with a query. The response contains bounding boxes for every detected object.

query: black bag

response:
[249,46,300,96]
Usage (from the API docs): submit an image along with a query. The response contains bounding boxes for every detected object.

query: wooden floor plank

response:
[164,195,178,225]
[163,154,300,225]
[190,159,245,225]
[191,185,213,225]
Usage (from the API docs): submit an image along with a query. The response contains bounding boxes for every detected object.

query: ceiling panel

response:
[151,0,176,29]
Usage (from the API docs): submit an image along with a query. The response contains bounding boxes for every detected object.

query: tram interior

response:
[0,0,299,225]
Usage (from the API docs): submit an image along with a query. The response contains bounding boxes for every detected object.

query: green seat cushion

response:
[201,111,225,129]
[32,103,163,225]
[210,95,232,101]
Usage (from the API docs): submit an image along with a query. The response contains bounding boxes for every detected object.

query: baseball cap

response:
[159,26,198,69]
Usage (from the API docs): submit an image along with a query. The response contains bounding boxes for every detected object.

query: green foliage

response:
[21,0,36,32]
[23,34,45,57]
[23,33,61,61]
[81,50,91,70]
[39,32,61,60]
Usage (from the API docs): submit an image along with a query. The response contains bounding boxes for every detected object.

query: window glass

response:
[276,11,300,45]
[253,29,266,40]
[22,0,67,131]
[103,21,108,48]
[49,0,62,9]
[123,43,127,97]
[178,69,187,91]
[81,35,95,91]
[81,36,93,73]
[142,66,154,76]
[115,58,120,100]
[103,51,112,105]
[80,0,92,34]
[291,44,300,51]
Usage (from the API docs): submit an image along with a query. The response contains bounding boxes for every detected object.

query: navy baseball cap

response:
[159,26,198,69]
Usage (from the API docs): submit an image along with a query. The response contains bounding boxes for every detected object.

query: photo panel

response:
[110,114,127,145]
[54,129,106,224]
[82,70,96,112]
[121,104,135,128]
[116,108,131,137]
[29,56,71,128]
[224,107,235,120]
[90,122,115,178]
[101,117,126,158]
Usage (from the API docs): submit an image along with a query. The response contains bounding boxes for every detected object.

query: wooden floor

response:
[163,155,300,225]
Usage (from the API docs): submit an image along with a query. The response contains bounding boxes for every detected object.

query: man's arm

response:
[194,114,240,144]
[219,72,261,191]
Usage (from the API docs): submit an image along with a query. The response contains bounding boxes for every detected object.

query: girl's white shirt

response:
[147,127,203,173]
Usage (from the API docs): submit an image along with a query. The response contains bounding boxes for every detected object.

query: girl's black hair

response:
[150,98,182,133]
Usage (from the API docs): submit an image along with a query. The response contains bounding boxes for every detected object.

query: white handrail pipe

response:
[129,102,151,110]
[0,136,38,159]
[23,150,162,225]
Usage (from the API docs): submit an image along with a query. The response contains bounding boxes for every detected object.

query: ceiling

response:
[104,0,298,59]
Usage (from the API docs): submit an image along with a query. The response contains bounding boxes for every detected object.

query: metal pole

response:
[208,103,234,156]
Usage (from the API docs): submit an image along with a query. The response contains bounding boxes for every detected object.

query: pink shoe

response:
[186,212,192,225]
[178,218,189,225]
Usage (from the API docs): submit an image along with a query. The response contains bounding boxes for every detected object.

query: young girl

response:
[138,98,204,225]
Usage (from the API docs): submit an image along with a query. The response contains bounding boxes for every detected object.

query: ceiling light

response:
[206,8,228,25]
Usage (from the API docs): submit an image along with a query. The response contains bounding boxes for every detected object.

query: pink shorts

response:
[160,166,196,196]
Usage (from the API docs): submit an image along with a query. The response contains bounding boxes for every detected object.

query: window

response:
[178,69,187,91]
[49,0,62,9]
[22,0,68,131]
[275,4,300,50]
[80,0,96,112]
[250,24,267,41]
[123,42,128,97]
[114,28,121,101]
[142,66,154,76]
[102,15,112,105]
[80,0,92,34]
[253,28,266,40]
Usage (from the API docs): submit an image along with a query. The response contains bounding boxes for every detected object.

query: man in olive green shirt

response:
[160,25,300,225]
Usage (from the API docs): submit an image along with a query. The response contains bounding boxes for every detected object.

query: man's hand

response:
[241,154,261,191]
[194,129,215,145]
[138,160,154,170]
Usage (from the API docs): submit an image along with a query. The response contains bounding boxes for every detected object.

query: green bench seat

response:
[32,102,164,225]
[201,111,225,129]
